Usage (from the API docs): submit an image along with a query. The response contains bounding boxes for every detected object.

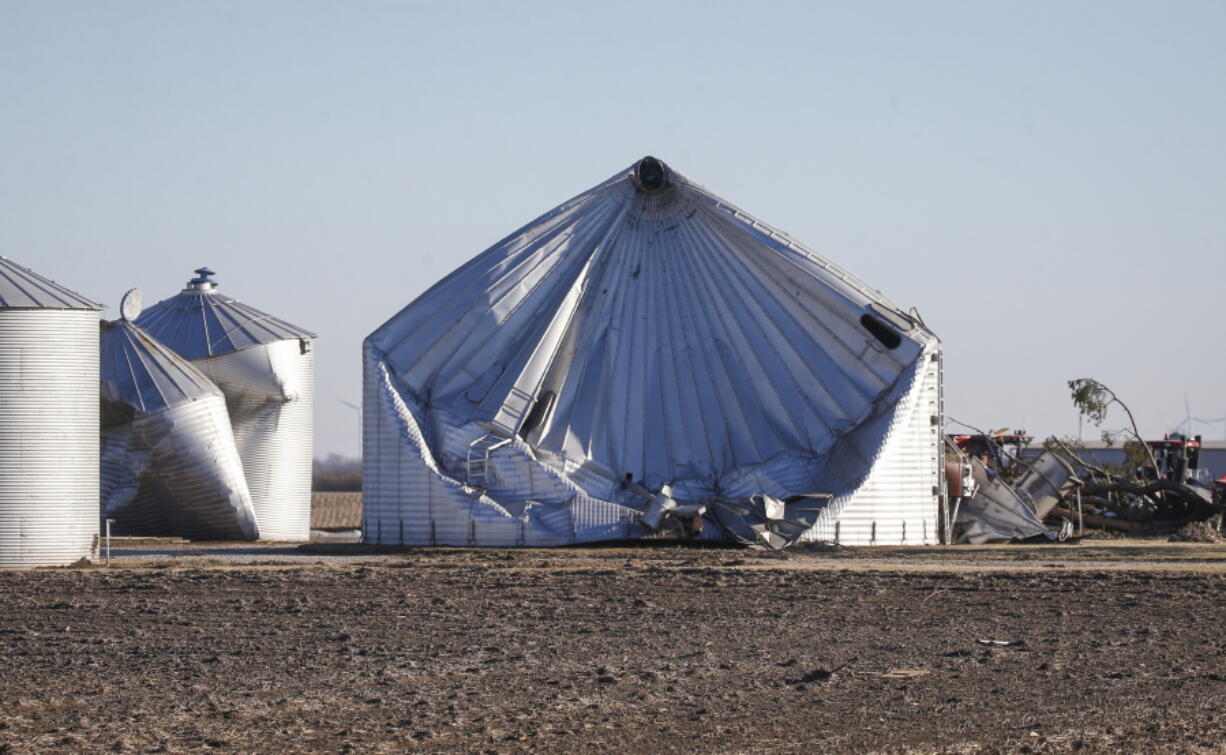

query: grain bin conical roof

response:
[134,268,315,359]
[368,156,936,493]
[0,256,102,310]
[101,311,220,422]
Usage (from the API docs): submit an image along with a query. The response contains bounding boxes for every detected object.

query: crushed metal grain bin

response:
[0,257,101,568]
[101,290,259,540]
[363,157,944,548]
[136,269,315,541]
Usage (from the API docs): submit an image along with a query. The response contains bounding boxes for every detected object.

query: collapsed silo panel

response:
[0,259,101,569]
[102,397,258,539]
[100,311,258,541]
[802,344,944,545]
[362,157,943,548]
[134,269,316,541]
[193,338,314,540]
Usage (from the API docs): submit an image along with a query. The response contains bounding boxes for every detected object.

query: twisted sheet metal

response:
[364,157,942,547]
[137,271,315,542]
[1,304,101,568]
[195,340,314,541]
[100,318,257,540]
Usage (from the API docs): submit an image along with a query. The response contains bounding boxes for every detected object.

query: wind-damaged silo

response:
[101,290,259,541]
[136,269,316,541]
[363,157,945,549]
[0,257,101,568]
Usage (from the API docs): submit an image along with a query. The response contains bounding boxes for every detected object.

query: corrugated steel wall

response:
[102,394,258,540]
[363,338,945,548]
[804,344,943,546]
[0,309,99,568]
[362,344,642,547]
[195,339,314,541]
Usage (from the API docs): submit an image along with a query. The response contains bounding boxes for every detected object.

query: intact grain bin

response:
[136,268,315,541]
[101,290,259,541]
[0,256,101,568]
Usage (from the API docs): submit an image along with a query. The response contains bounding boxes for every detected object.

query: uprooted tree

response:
[1067,378,1160,471]
[1044,378,1223,534]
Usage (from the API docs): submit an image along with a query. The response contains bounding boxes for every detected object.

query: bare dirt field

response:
[3,541,1226,753]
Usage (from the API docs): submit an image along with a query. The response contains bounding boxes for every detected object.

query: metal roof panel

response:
[135,268,316,360]
[0,257,103,310]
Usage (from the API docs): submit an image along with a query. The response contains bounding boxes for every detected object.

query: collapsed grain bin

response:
[363,157,944,548]
[0,257,101,568]
[101,289,259,540]
[136,269,315,541]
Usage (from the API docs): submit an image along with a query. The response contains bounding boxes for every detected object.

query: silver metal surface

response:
[100,317,258,541]
[0,256,103,310]
[137,269,316,542]
[363,157,943,547]
[101,316,219,417]
[135,268,316,361]
[194,340,314,541]
[955,457,1052,544]
[0,262,101,568]
[1013,451,1077,520]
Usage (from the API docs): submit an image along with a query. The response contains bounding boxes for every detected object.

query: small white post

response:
[105,519,115,566]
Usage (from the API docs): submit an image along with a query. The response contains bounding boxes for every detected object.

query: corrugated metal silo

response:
[101,290,260,541]
[362,157,944,549]
[135,269,316,541]
[0,257,102,568]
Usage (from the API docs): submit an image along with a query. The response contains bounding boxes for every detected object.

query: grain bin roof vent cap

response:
[633,156,670,193]
[185,267,218,294]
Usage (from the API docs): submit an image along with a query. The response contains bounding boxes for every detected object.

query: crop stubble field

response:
[2,543,1226,753]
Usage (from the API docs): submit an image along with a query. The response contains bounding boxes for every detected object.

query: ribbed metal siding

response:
[804,343,942,546]
[0,309,99,568]
[101,394,258,540]
[195,339,314,541]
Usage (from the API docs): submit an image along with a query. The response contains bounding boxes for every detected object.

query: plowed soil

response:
[3,543,1226,753]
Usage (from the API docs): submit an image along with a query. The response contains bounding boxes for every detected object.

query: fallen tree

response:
[1033,379,1224,536]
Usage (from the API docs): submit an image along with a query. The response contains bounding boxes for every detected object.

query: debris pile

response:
[946,426,1223,543]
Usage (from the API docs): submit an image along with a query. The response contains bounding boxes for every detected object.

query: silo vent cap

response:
[185,267,218,293]
[633,156,670,193]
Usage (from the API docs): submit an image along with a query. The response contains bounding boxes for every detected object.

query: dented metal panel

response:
[194,340,314,541]
[0,265,101,567]
[363,157,942,547]
[100,315,258,540]
[137,270,315,542]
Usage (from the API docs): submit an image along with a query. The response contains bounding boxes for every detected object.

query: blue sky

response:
[4,0,1224,455]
